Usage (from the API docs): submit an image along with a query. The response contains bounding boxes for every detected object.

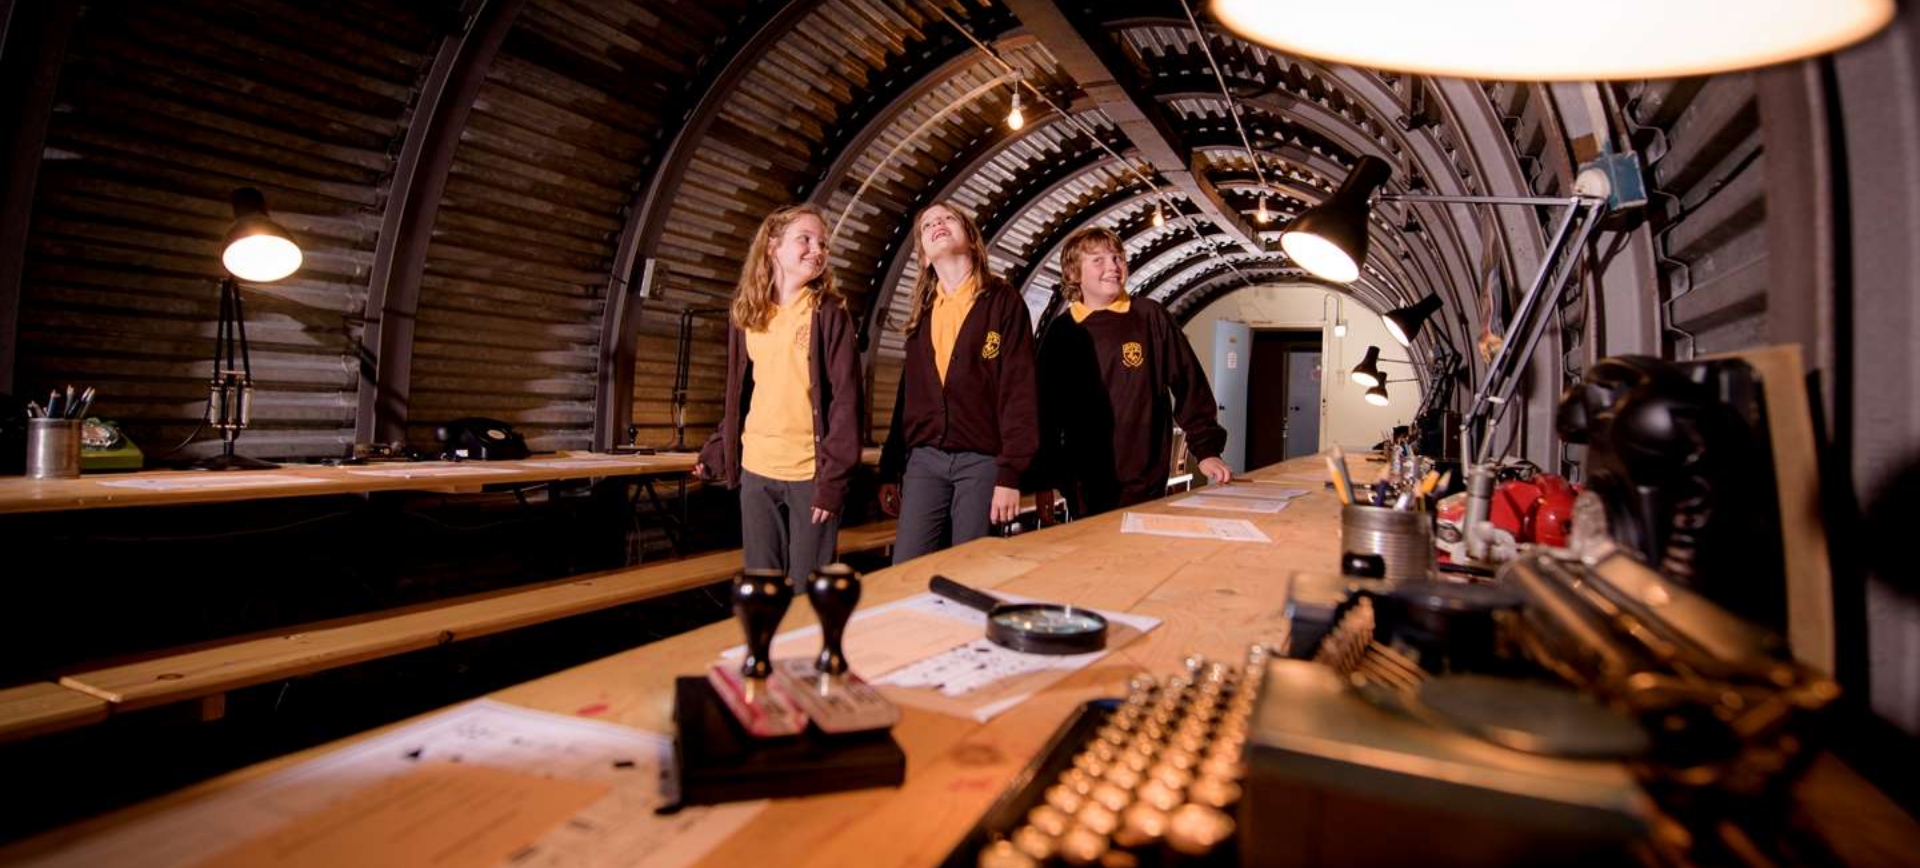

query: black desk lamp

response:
[1285,155,1623,560]
[196,187,301,471]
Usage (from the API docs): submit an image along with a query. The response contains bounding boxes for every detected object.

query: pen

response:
[64,385,75,417]
[72,386,95,420]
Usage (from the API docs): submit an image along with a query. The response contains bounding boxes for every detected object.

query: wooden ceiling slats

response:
[436,173,622,233]
[113,17,414,118]
[5,0,1581,459]
[63,52,397,148]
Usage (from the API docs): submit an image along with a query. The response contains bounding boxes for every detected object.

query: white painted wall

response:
[1182,284,1420,451]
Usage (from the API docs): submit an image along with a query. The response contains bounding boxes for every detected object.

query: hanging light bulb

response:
[1152,201,1166,228]
[1334,320,1348,337]
[1256,192,1271,225]
[1006,73,1025,131]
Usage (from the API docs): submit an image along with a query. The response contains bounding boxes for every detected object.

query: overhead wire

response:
[930,5,1250,291]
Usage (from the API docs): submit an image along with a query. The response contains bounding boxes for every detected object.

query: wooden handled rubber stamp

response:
[807,562,861,675]
[707,569,806,737]
[772,564,899,734]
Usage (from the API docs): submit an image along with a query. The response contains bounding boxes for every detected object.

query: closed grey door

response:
[1284,348,1321,459]
[1212,320,1251,474]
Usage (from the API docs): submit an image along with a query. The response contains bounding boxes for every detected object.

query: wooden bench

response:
[56,520,898,716]
[0,682,109,744]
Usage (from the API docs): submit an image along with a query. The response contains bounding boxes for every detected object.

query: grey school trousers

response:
[892,447,998,565]
[741,470,839,583]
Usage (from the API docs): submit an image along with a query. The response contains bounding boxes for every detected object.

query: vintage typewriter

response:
[1243,355,1841,868]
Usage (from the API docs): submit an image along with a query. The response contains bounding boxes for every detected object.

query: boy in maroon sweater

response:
[1034,227,1231,519]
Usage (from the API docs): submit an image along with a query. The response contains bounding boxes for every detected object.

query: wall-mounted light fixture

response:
[1278,156,1392,283]
[1214,0,1894,81]
[1350,345,1383,388]
[1382,293,1443,347]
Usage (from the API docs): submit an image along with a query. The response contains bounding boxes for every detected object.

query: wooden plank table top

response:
[0,451,700,515]
[0,456,1352,866]
[7,452,1916,866]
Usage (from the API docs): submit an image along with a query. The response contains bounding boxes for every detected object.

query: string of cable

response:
[1178,0,1273,218]
[931,5,1254,289]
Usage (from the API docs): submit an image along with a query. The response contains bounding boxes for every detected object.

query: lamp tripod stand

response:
[196,276,277,471]
[668,306,726,452]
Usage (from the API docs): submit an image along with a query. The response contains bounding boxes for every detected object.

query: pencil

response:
[1324,454,1352,504]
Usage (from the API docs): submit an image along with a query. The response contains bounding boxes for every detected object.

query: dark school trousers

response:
[892,446,998,565]
[741,469,840,583]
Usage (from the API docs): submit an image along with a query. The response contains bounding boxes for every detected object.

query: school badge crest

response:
[1121,341,1145,368]
[982,330,1002,359]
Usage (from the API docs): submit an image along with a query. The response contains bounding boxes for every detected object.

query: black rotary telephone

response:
[436,417,531,461]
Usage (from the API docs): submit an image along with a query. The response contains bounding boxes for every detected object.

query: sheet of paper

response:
[344,464,519,478]
[17,700,761,868]
[1203,482,1311,501]
[1170,494,1292,514]
[96,474,328,492]
[722,593,1160,722]
[1120,511,1272,543]
[193,763,609,868]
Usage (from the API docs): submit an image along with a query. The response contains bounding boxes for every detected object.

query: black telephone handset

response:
[437,417,531,461]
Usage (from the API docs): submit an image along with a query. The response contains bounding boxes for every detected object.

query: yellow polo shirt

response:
[930,272,979,385]
[1069,294,1131,323]
[741,298,815,481]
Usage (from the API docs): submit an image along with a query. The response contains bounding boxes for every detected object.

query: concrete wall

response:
[1182,284,1420,451]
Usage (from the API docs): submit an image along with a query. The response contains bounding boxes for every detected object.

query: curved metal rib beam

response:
[1110,18,1490,368]
[855,104,1097,373]
[0,0,80,392]
[592,0,816,449]
[1005,184,1161,301]
[356,0,528,445]
[800,19,1029,207]
[1168,267,1377,325]
[1003,0,1264,253]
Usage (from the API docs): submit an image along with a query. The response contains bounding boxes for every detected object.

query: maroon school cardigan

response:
[878,274,1039,489]
[698,294,863,515]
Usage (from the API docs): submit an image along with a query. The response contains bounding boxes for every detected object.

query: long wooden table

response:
[0,452,700,514]
[0,448,891,515]
[11,452,1912,867]
[0,455,1339,865]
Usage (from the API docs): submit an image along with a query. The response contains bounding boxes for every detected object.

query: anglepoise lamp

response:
[1349,343,1426,389]
[1286,155,1619,561]
[1349,345,1384,388]
[1213,0,1893,81]
[1382,293,1442,347]
[197,187,301,471]
[1279,156,1390,284]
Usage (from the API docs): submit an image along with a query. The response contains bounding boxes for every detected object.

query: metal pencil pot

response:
[26,418,82,479]
[1339,503,1435,580]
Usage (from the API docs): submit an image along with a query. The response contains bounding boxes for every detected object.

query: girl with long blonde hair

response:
[698,204,862,582]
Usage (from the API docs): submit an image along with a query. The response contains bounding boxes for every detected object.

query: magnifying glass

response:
[930,575,1108,655]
